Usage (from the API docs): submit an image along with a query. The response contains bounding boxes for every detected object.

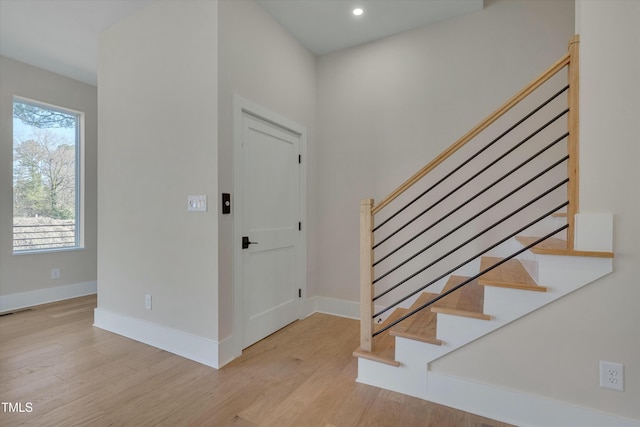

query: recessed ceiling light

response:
[352,8,364,16]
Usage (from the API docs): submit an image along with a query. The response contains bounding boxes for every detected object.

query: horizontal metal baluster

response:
[374,132,568,267]
[374,85,569,233]
[373,224,568,336]
[374,175,568,289]
[374,109,569,251]
[372,203,567,319]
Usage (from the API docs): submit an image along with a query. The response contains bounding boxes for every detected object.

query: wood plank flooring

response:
[0,295,514,427]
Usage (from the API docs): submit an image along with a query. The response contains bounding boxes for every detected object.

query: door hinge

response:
[298,154,302,164]
[298,221,302,231]
[298,289,302,298]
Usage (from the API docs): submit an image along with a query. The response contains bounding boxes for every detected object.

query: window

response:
[12,97,83,253]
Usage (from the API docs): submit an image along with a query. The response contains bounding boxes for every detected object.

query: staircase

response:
[352,35,615,406]
[354,236,613,397]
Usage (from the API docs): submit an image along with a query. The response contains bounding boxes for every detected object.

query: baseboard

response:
[307,296,392,326]
[426,371,640,427]
[311,296,360,319]
[0,281,97,313]
[216,335,238,368]
[301,295,319,318]
[93,308,221,369]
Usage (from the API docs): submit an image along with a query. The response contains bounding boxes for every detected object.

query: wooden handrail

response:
[360,36,580,355]
[372,50,572,215]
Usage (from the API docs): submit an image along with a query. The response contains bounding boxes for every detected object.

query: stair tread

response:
[389,293,442,345]
[479,257,546,292]
[409,292,440,312]
[352,346,401,367]
[516,236,613,258]
[353,307,408,366]
[431,276,491,320]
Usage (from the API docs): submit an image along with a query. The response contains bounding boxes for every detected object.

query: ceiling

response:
[0,0,483,87]
[256,0,483,56]
[0,0,154,86]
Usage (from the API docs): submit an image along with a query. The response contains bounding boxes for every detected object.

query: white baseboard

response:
[301,295,319,318]
[307,296,390,324]
[216,335,238,368]
[426,371,640,427]
[0,281,97,313]
[95,295,638,427]
[310,295,360,319]
[93,308,221,369]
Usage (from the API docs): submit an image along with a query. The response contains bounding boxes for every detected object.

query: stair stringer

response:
[485,254,612,321]
[355,243,613,401]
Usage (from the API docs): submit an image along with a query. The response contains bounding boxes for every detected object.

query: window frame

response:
[12,96,85,254]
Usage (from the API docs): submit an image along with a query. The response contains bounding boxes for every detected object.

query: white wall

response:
[0,56,98,309]
[97,0,219,340]
[316,0,575,302]
[431,0,640,421]
[217,0,316,339]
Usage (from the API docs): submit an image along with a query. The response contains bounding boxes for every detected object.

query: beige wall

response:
[431,0,640,420]
[217,0,316,339]
[12,0,636,417]
[97,0,219,339]
[0,56,97,300]
[316,0,575,302]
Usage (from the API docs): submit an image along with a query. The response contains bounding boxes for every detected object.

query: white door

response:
[240,112,301,348]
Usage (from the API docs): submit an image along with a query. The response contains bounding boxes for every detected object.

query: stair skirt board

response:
[352,227,615,426]
[356,252,613,364]
[425,372,639,427]
[355,366,639,427]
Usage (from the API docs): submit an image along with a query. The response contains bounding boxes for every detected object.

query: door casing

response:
[232,95,307,358]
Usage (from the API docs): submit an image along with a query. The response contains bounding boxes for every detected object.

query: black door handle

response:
[242,236,259,249]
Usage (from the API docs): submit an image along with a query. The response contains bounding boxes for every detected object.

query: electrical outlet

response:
[599,361,624,391]
[145,294,152,310]
[51,268,60,279]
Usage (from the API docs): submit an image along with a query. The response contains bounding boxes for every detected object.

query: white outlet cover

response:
[599,360,624,391]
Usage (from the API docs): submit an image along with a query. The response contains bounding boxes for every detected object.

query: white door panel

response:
[241,113,300,348]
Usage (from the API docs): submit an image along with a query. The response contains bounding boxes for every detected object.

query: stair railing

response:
[359,36,580,353]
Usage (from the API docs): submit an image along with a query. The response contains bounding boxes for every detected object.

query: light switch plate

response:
[188,195,207,212]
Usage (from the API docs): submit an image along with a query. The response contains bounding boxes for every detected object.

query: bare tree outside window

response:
[13,99,82,252]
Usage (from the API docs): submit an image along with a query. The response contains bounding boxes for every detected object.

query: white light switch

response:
[188,195,207,212]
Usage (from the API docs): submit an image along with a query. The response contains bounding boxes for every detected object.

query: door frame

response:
[232,94,307,357]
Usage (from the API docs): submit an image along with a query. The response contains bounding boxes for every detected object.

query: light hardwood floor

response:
[0,295,514,426]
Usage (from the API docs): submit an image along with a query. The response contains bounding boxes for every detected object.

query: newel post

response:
[360,198,374,352]
[567,34,580,250]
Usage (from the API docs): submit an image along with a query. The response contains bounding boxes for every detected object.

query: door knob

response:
[242,236,259,249]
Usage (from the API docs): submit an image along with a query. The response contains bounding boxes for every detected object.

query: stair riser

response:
[484,286,553,322]
[359,251,612,373]
[537,255,612,289]
[357,351,428,399]
[374,315,503,368]
[357,225,614,416]
[373,260,481,323]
